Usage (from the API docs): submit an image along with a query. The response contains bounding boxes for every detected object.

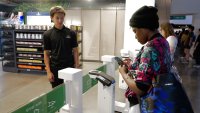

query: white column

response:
[101,55,116,78]
[156,0,172,24]
[58,68,83,113]
[97,55,115,113]
[123,0,155,58]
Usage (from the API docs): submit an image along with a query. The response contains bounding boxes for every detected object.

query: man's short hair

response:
[50,6,65,17]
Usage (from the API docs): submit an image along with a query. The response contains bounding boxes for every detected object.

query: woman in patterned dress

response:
[118,6,172,113]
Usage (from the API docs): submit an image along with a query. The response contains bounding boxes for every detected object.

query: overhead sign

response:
[170,15,193,25]
[170,16,186,20]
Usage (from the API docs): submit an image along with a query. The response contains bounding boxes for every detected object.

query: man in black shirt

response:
[43,6,79,88]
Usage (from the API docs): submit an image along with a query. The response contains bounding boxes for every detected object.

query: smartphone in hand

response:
[115,56,131,73]
[114,57,124,66]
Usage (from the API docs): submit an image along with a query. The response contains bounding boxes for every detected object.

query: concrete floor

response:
[0,62,125,113]
[0,59,199,113]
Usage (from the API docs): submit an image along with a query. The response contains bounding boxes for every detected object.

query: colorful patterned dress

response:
[126,33,172,112]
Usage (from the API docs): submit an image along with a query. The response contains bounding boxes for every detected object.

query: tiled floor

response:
[0,59,200,113]
[174,59,200,113]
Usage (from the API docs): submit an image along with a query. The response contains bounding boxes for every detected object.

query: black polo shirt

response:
[43,26,78,68]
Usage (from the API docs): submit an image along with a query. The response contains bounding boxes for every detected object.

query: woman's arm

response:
[119,65,144,95]
[119,47,159,96]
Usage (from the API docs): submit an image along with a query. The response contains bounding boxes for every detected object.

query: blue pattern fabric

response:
[140,72,194,113]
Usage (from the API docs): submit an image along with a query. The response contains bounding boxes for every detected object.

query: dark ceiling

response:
[4,0,125,3]
[0,0,125,11]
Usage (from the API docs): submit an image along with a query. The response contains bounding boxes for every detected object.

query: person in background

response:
[178,28,185,46]
[185,25,196,62]
[193,28,200,67]
[160,22,178,62]
[179,28,186,57]
[43,6,79,88]
[118,6,172,112]
[188,25,196,47]
[181,30,191,62]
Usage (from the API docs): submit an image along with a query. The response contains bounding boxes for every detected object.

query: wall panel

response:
[100,10,116,56]
[115,10,125,56]
[82,10,101,60]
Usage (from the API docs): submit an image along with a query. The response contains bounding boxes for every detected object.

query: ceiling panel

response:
[6,0,125,4]
[0,0,125,10]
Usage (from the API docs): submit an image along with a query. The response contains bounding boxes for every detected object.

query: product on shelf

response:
[15,25,52,30]
[77,26,82,32]
[13,27,46,73]
[77,33,82,41]
[18,59,43,63]
[17,53,42,58]
[16,33,43,39]
[17,47,38,52]
[16,41,42,46]
[18,64,42,70]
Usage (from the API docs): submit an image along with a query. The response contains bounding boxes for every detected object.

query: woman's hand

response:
[119,65,128,75]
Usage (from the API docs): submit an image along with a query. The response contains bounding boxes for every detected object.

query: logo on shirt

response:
[66,35,71,39]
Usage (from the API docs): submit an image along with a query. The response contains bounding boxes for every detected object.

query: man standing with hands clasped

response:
[43,6,79,88]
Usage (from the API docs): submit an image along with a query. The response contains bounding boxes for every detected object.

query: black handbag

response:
[140,70,194,113]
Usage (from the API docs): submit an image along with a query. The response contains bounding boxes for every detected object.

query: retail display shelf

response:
[2,49,14,53]
[1,25,83,73]
[70,25,83,65]
[16,45,43,48]
[16,57,43,60]
[3,56,14,60]
[1,37,12,39]
[78,41,82,44]
[1,29,17,72]
[2,52,14,54]
[15,39,43,42]
[18,68,46,74]
[14,29,46,33]
[14,29,46,73]
[17,62,45,66]
[16,51,43,54]
[3,58,15,61]
[3,66,18,72]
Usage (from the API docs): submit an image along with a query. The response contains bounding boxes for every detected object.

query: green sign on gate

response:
[82,64,106,93]
[12,64,107,113]
[12,84,65,113]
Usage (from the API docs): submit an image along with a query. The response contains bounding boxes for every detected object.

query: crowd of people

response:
[177,25,200,67]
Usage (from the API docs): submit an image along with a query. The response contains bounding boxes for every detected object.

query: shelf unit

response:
[1,29,18,72]
[70,25,83,68]
[1,25,83,73]
[14,29,46,73]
